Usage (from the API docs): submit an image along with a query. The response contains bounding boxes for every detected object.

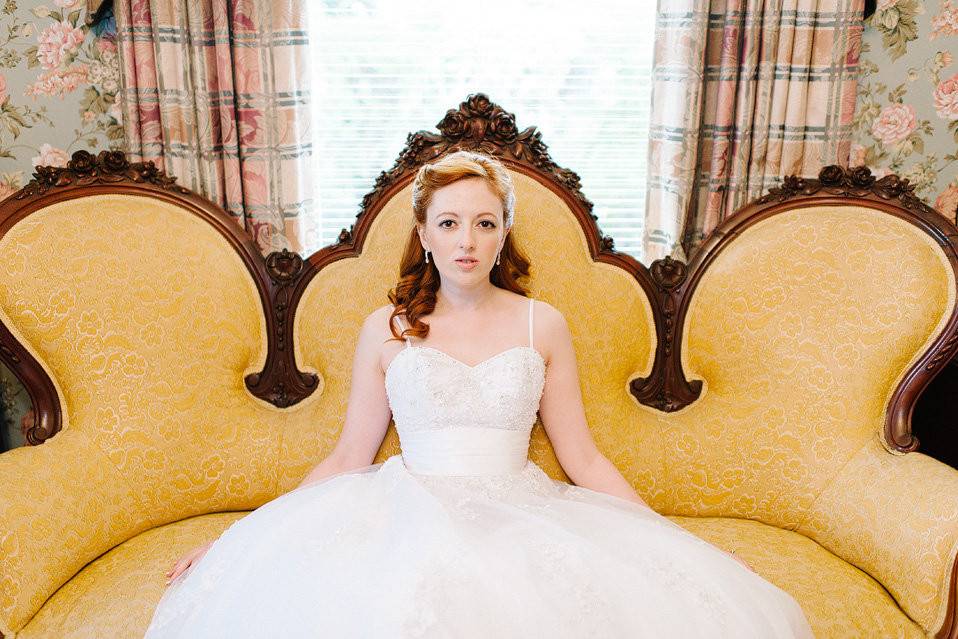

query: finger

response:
[166,561,186,583]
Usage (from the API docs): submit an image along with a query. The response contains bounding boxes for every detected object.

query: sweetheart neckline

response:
[385,345,545,380]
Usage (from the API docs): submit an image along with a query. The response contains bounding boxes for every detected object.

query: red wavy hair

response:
[386,151,532,343]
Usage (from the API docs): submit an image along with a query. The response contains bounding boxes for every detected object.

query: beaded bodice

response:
[384,298,546,475]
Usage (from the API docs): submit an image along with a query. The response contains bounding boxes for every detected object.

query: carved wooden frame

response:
[0,94,956,638]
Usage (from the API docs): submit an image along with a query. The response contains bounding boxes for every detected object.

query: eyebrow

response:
[436,211,497,218]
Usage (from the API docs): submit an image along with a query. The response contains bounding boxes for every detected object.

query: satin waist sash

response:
[400,427,530,476]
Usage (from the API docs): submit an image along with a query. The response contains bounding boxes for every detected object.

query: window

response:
[305,0,656,262]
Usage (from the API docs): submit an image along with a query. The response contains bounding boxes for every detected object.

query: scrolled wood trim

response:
[243,248,318,407]
[4,129,956,457]
[15,149,191,198]
[628,255,703,411]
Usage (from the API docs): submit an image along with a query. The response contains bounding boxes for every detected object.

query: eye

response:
[479,220,496,228]
[439,220,454,228]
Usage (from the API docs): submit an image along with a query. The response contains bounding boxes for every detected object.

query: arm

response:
[169,306,398,585]
[296,305,394,490]
[536,304,654,511]
[535,304,756,572]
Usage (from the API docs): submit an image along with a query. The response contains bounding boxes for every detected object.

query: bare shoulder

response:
[358,304,404,375]
[367,303,396,322]
[531,298,564,325]
[528,299,570,365]
[365,303,402,337]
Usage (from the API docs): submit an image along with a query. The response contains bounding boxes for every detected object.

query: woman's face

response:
[418,177,509,281]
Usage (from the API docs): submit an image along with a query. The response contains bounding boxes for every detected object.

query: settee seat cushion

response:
[15,513,923,638]
[16,512,244,639]
[671,516,925,638]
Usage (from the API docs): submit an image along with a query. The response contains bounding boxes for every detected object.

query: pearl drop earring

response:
[496,250,501,265]
[424,249,430,264]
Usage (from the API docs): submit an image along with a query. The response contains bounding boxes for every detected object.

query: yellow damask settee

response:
[1,95,957,639]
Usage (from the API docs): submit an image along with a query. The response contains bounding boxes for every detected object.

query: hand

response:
[728,550,756,573]
[165,540,214,586]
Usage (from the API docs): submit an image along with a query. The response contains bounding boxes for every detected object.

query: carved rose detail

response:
[437,110,468,138]
[850,166,876,187]
[266,248,304,282]
[355,93,596,231]
[650,255,688,290]
[489,111,518,143]
[818,165,845,185]
[100,150,129,173]
[466,93,493,115]
[68,150,95,173]
[15,150,188,198]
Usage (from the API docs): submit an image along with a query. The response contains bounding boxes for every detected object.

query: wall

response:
[852,0,958,220]
[0,0,121,450]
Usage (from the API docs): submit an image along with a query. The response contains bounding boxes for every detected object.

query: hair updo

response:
[410,150,517,228]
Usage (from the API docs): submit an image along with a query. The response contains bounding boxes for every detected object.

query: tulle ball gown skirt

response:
[143,451,815,638]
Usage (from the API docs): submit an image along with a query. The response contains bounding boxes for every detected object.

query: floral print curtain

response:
[115,0,313,254]
[642,0,864,263]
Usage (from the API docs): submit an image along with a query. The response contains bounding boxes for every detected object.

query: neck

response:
[434,283,499,313]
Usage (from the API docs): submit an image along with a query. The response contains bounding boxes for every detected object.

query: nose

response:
[458,226,476,250]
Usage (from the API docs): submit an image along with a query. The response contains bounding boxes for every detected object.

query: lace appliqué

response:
[385,346,545,434]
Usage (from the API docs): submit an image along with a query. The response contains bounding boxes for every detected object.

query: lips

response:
[455,257,479,271]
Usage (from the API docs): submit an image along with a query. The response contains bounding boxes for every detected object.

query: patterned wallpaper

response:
[0,4,956,451]
[852,0,958,221]
[0,0,121,450]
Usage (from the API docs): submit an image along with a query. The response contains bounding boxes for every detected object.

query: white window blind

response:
[305,0,656,262]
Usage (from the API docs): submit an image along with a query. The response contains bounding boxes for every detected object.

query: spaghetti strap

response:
[528,298,534,349]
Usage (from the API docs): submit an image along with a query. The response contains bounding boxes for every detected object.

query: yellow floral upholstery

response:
[672,516,926,638]
[0,174,956,639]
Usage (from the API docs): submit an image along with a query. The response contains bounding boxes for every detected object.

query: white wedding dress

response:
[144,297,815,638]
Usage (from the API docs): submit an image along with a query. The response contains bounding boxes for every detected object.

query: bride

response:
[143,151,815,638]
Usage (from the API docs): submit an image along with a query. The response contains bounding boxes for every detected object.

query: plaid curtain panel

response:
[115,0,314,254]
[643,0,864,262]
